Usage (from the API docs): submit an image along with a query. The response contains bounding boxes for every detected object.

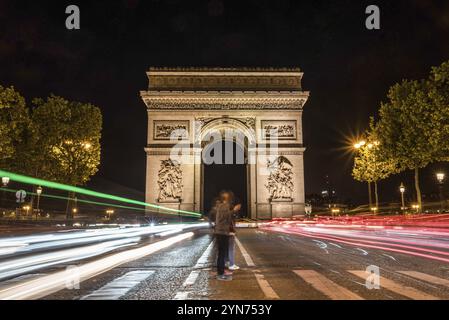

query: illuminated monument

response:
[141,68,309,219]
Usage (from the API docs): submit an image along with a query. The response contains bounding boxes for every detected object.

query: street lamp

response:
[1,177,10,187]
[36,186,43,219]
[23,205,30,216]
[106,209,114,220]
[436,172,445,211]
[399,183,406,211]
[1,177,9,211]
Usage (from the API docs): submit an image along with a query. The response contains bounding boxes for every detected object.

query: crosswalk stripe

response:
[348,270,439,300]
[81,270,154,300]
[398,271,449,287]
[293,270,364,300]
[253,270,280,299]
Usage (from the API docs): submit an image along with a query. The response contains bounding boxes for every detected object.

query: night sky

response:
[1,0,449,205]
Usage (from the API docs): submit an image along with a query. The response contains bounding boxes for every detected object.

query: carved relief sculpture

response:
[154,120,189,140]
[157,159,183,202]
[262,120,297,139]
[266,156,294,200]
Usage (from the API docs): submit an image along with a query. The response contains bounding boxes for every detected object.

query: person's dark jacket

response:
[214,203,234,235]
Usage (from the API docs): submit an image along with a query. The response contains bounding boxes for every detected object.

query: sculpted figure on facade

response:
[266,156,294,200]
[157,159,183,202]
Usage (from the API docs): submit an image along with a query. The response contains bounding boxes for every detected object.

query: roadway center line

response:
[174,238,215,300]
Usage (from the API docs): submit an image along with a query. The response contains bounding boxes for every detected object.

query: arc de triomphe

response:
[141,68,309,219]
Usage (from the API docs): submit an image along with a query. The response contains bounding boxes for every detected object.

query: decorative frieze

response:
[153,120,189,140]
[261,120,297,140]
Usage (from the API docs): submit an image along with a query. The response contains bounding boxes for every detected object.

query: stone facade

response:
[141,68,309,219]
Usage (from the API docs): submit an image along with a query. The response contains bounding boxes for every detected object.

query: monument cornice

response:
[141,91,309,110]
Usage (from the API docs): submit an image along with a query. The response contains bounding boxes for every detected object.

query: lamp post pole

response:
[36,186,42,220]
[400,183,405,213]
[1,177,10,212]
[436,173,445,211]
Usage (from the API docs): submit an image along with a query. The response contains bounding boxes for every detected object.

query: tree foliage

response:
[375,60,449,209]
[32,95,102,186]
[0,85,30,169]
[1,86,102,190]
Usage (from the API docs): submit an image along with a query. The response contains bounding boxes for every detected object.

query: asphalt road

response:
[1,224,449,300]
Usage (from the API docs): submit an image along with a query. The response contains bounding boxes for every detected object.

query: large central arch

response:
[141,68,309,219]
[196,118,256,216]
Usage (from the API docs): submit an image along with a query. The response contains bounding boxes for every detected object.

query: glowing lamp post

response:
[1,177,10,187]
[1,177,9,210]
[399,183,406,211]
[36,186,43,219]
[436,172,445,211]
[106,209,114,220]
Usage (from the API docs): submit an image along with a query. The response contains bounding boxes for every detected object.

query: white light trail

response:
[0,232,194,300]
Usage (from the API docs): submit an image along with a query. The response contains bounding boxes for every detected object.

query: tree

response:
[0,85,30,170]
[32,95,102,217]
[376,62,449,211]
[352,127,397,210]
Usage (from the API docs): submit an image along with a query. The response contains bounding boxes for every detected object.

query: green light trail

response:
[0,187,149,213]
[0,170,201,218]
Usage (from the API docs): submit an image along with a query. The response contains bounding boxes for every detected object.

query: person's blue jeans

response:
[226,235,235,266]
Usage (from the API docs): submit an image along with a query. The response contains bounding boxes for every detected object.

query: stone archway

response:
[141,68,309,219]
[195,117,256,216]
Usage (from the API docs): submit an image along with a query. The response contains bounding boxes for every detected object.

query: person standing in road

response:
[226,199,241,271]
[215,191,240,281]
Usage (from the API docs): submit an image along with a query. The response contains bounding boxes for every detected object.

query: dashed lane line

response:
[173,239,215,300]
[235,236,279,299]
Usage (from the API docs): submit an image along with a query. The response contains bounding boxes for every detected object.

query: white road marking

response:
[173,238,214,300]
[253,270,280,299]
[173,291,190,300]
[182,270,200,287]
[293,270,364,300]
[235,237,255,267]
[235,236,279,299]
[81,270,154,300]
[398,271,449,287]
[348,270,439,300]
[329,243,342,248]
[382,254,396,261]
[0,232,194,300]
[356,248,369,256]
[194,240,215,269]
